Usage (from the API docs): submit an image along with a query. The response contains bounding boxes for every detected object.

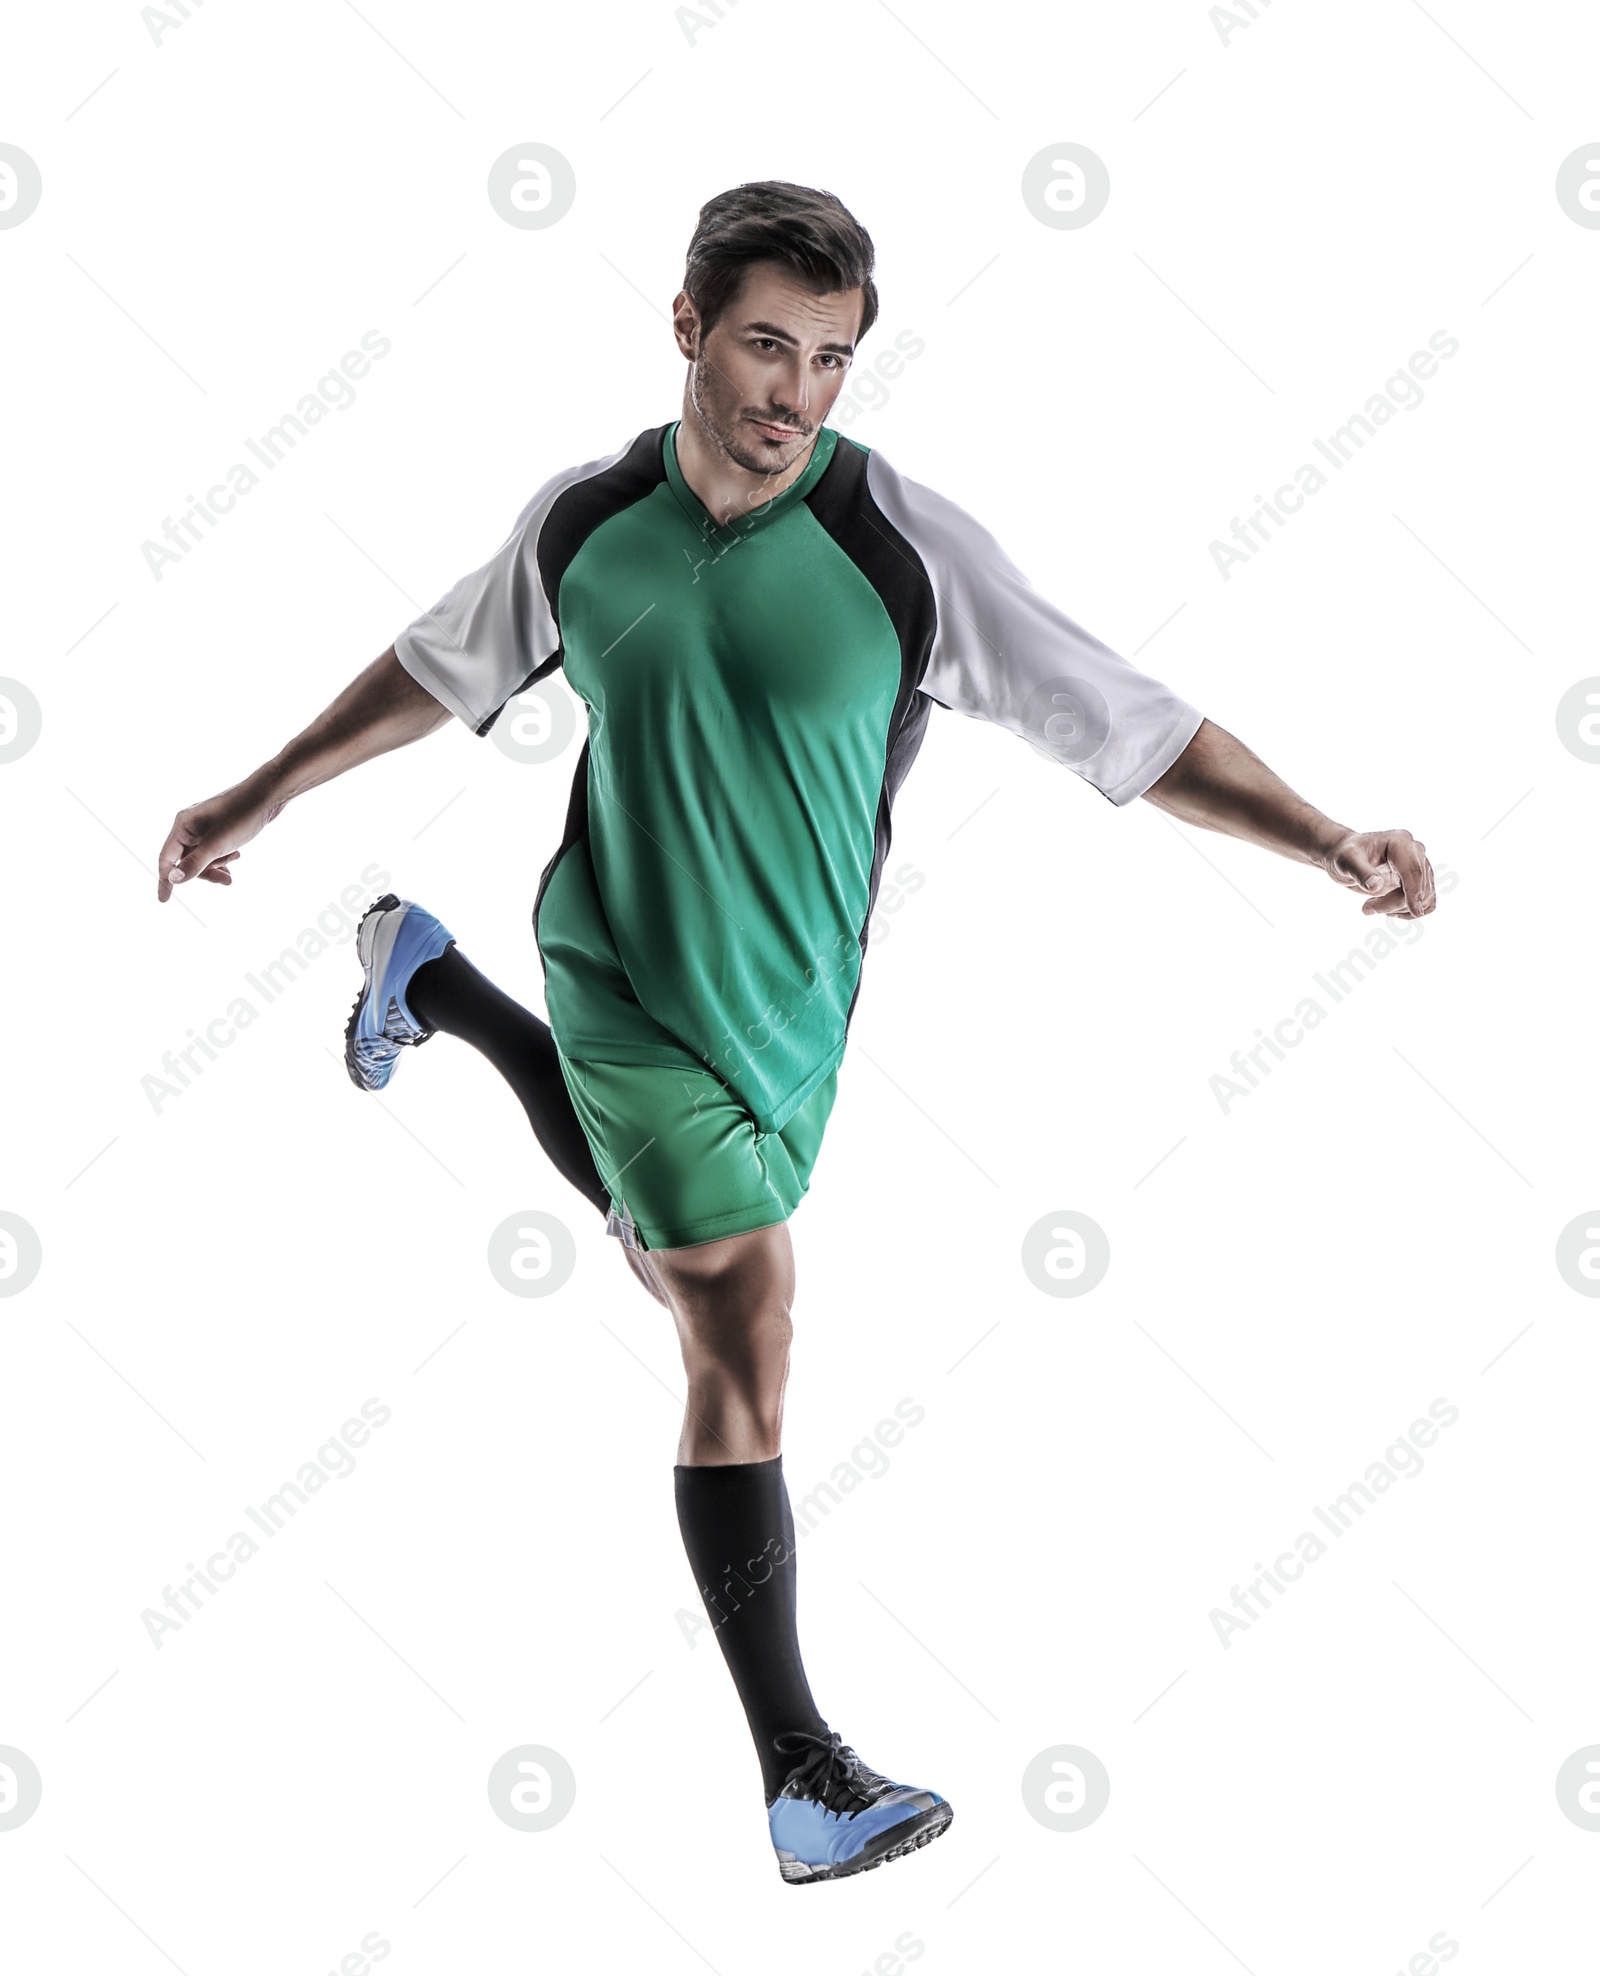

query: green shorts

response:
[555,1050,838,1252]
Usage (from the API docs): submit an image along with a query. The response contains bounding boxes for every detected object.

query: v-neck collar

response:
[663,419,838,538]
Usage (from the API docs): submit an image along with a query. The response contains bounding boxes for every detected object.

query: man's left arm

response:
[1142,716,1436,920]
[859,456,1437,922]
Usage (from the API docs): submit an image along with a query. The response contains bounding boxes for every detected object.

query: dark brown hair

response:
[682,180,878,346]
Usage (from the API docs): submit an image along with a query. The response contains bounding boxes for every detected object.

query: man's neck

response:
[673,398,819,527]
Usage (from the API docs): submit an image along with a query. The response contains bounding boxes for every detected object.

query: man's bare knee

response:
[650,1225,792,1330]
[650,1222,793,1301]
[647,1224,796,1461]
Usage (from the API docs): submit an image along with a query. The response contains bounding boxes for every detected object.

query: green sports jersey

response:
[394,420,1203,1131]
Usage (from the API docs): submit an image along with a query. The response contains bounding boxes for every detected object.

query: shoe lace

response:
[772,1728,882,1817]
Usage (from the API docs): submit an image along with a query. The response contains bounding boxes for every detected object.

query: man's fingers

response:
[1389,834,1434,915]
[157,819,241,901]
[1332,831,1437,915]
[1330,839,1386,891]
[1361,877,1432,919]
[173,849,226,885]
[1360,834,1434,916]
[156,822,195,899]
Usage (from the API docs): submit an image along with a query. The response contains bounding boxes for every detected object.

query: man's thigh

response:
[555,1052,837,1253]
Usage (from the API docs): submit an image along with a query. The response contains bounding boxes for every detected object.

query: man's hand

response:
[1318,828,1435,920]
[1143,719,1439,920]
[157,772,282,901]
[153,645,450,905]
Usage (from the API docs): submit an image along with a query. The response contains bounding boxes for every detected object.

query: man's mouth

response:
[749,417,805,441]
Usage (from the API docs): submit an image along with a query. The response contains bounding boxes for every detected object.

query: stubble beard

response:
[690,353,809,480]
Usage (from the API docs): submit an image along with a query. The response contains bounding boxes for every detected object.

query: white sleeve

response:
[865,450,1204,805]
[392,441,630,734]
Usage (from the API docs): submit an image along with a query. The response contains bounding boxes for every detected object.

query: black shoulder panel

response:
[535,423,670,640]
[802,436,940,1026]
[479,424,671,735]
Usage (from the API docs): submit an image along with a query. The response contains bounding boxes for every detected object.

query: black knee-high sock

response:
[674,1456,829,1801]
[406,945,611,1219]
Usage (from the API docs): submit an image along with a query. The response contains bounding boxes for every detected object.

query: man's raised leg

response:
[404,942,612,1218]
[346,895,613,1221]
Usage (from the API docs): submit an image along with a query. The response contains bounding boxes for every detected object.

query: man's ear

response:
[670,289,701,361]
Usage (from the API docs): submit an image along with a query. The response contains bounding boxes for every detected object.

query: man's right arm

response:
[155,645,448,901]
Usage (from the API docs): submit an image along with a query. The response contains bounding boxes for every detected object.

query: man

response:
[156,180,1436,1884]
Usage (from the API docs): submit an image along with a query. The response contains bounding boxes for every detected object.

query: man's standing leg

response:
[641,1225,831,1800]
[635,1222,952,1880]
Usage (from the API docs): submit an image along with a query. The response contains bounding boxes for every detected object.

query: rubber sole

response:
[343,893,404,1090]
[779,1801,953,1885]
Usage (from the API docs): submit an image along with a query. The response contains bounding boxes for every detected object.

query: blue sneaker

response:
[767,1729,952,1885]
[344,894,455,1092]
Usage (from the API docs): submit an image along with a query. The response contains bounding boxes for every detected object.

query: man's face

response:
[675,260,862,474]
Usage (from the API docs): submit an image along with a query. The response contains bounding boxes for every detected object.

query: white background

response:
[3,1,1597,1970]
